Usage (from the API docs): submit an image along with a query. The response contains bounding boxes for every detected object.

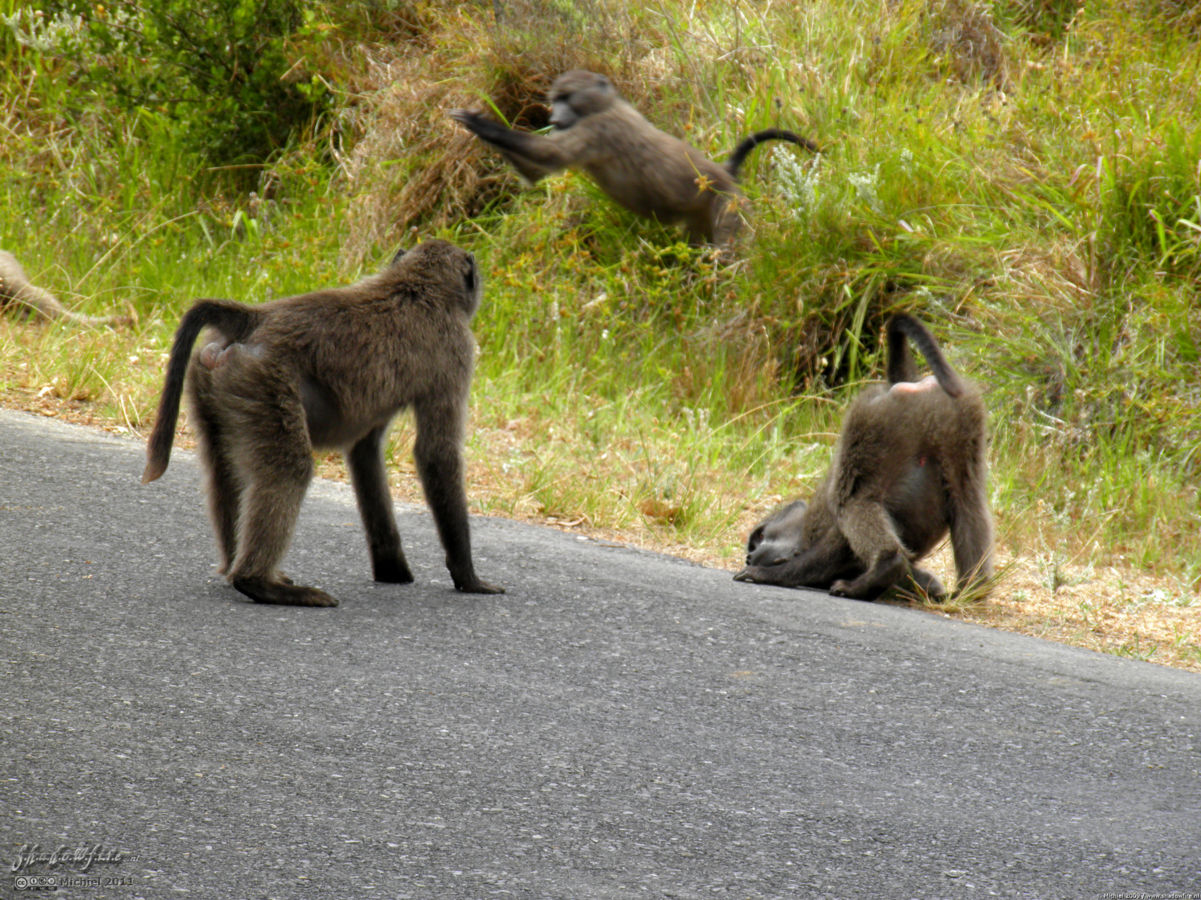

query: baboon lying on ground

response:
[736,315,993,601]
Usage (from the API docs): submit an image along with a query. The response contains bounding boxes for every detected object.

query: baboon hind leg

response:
[949,470,995,596]
[346,425,413,585]
[830,498,909,600]
[225,401,335,607]
[189,379,241,573]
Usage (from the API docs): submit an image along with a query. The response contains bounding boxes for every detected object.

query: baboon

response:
[142,239,504,606]
[450,69,820,245]
[0,250,129,327]
[735,315,993,601]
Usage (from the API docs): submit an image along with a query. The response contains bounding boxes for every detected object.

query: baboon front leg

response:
[414,400,503,595]
[449,111,573,182]
[346,425,413,585]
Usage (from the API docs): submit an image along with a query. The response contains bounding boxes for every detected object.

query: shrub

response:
[19,0,331,180]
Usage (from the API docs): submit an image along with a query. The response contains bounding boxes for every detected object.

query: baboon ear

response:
[390,247,407,266]
[464,254,477,292]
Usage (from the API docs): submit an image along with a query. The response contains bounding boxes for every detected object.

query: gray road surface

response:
[1,408,1198,899]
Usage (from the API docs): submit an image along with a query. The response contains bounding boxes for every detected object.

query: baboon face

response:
[549,70,617,128]
[745,500,809,567]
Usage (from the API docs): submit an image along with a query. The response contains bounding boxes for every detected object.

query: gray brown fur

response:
[450,70,820,245]
[142,239,503,606]
[735,315,993,601]
[0,250,129,327]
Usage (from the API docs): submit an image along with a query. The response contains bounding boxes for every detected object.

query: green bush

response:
[19,0,331,179]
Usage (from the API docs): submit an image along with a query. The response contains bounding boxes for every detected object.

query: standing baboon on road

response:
[142,239,503,606]
[736,315,994,601]
[450,69,820,245]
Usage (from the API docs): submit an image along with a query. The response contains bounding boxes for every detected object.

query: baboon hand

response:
[734,566,766,583]
[449,109,482,128]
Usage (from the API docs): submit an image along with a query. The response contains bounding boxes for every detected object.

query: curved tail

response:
[725,128,821,179]
[886,314,964,397]
[142,299,261,483]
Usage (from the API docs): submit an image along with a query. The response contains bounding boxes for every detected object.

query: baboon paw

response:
[829,579,856,598]
[374,560,414,585]
[288,587,338,607]
[905,568,947,602]
[454,578,505,595]
[232,577,338,607]
[830,580,883,601]
[735,565,774,583]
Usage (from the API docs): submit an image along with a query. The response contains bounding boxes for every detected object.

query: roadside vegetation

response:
[2,0,1198,669]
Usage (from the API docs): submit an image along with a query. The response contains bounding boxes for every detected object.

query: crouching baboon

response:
[0,250,129,327]
[450,69,820,245]
[735,315,993,601]
[142,239,504,606]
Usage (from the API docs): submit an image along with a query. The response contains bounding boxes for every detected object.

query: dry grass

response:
[328,0,678,263]
[926,0,1012,87]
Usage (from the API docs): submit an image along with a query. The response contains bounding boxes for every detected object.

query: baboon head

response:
[548,70,618,128]
[745,500,808,567]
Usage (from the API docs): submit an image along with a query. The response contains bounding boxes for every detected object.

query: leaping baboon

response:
[450,69,820,245]
[0,250,129,327]
[736,315,994,601]
[142,239,504,606]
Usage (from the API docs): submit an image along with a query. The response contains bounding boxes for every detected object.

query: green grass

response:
[1,0,1198,620]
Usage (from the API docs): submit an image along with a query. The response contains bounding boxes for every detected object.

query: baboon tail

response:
[142,299,260,483]
[725,129,821,179]
[886,315,965,397]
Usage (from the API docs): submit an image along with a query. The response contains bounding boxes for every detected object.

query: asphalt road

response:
[1,407,1198,899]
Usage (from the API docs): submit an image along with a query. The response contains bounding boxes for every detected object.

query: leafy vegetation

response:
[8,0,331,178]
[1,0,1197,667]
